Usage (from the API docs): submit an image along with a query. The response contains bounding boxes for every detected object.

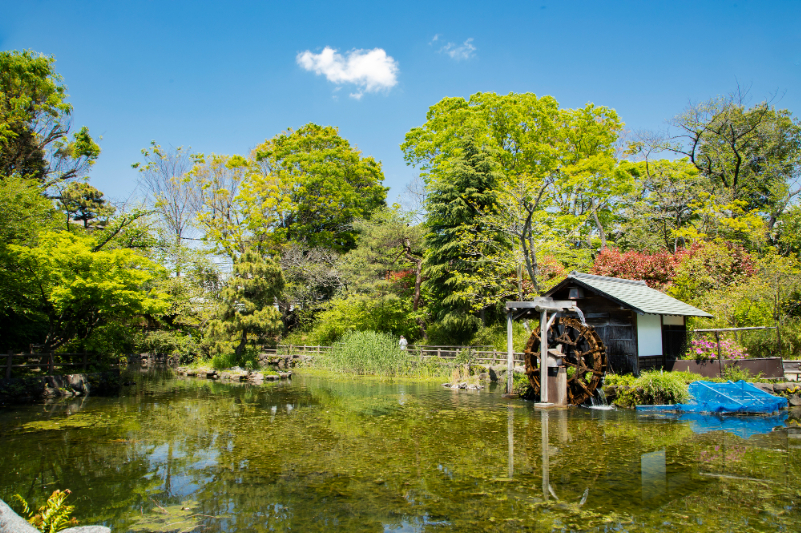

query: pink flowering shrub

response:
[684,338,748,360]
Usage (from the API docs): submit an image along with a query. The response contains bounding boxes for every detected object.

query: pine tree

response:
[209,249,285,355]
[423,137,506,341]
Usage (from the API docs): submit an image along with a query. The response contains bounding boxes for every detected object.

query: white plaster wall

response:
[662,315,685,326]
[637,314,663,357]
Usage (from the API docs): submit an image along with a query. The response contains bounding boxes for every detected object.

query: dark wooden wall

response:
[550,286,639,374]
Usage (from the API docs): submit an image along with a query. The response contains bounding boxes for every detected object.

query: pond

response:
[1,372,799,532]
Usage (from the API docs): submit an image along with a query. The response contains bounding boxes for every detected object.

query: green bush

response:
[136,329,200,364]
[606,370,699,407]
[303,294,420,346]
[321,330,410,376]
[210,348,260,370]
[469,321,530,352]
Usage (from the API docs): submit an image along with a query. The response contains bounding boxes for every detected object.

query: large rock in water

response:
[0,499,111,533]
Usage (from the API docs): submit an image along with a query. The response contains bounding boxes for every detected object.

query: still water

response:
[1,372,799,532]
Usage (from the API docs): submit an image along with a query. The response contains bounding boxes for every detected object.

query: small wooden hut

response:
[544,272,712,374]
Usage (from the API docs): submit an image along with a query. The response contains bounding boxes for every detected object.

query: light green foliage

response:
[13,489,79,532]
[721,365,762,382]
[245,123,388,253]
[206,249,284,356]
[320,330,411,376]
[606,370,699,407]
[469,321,530,352]
[0,50,100,186]
[631,94,801,235]
[403,92,624,293]
[192,153,251,257]
[7,231,169,351]
[617,158,708,251]
[303,293,419,346]
[0,175,55,245]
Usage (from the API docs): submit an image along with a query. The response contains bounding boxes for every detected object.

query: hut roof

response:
[546,272,713,318]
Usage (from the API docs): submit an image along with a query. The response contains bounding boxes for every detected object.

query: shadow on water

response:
[0,371,799,532]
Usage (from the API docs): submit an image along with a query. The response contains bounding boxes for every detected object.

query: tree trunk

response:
[592,204,606,249]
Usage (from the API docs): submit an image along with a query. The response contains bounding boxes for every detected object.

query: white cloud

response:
[440,38,476,60]
[430,34,440,44]
[296,46,399,97]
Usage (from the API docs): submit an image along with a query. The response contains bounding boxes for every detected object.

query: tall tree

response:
[208,249,285,356]
[133,141,200,247]
[630,91,801,232]
[403,92,622,290]
[423,138,507,337]
[245,123,388,253]
[0,50,100,186]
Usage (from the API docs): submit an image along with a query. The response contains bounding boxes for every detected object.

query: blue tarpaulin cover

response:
[636,380,787,414]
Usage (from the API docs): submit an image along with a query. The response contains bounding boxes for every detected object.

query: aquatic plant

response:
[13,490,78,532]
[321,330,410,376]
[606,370,699,407]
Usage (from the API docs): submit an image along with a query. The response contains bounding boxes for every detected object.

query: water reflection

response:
[0,373,798,532]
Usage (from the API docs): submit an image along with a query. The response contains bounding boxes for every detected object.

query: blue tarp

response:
[636,380,787,415]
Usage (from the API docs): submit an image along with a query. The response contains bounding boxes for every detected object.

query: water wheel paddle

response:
[524,317,607,405]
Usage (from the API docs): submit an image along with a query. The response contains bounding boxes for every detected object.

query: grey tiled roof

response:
[547,272,713,318]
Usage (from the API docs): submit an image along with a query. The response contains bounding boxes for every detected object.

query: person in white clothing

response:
[399,335,408,350]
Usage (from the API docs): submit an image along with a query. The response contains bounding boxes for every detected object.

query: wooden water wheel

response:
[524,317,607,405]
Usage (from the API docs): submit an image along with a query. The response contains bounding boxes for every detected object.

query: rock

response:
[0,498,40,532]
[458,382,467,389]
[478,372,489,381]
[774,382,797,393]
[206,371,218,379]
[219,372,233,380]
[62,527,112,533]
[751,382,775,394]
[279,372,289,379]
[488,366,506,382]
[467,384,478,390]
[442,383,451,388]
[789,394,801,407]
[514,365,525,374]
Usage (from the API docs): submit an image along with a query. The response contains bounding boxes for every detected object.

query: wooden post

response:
[437,347,441,358]
[507,310,514,394]
[5,351,11,380]
[48,352,54,375]
[539,309,549,402]
[715,331,723,377]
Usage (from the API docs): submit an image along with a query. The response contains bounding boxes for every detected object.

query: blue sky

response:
[2,0,800,203]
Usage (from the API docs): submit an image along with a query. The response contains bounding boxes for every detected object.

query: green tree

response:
[246,123,388,253]
[0,50,100,186]
[208,249,285,356]
[422,138,507,340]
[630,92,801,234]
[403,92,623,290]
[6,231,169,351]
[57,181,116,230]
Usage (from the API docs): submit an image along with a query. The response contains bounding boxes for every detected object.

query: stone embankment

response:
[0,371,120,406]
[441,364,525,391]
[176,367,292,383]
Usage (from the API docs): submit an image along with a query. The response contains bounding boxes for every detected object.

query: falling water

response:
[589,388,614,410]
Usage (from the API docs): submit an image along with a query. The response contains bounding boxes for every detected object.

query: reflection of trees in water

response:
[2,377,801,531]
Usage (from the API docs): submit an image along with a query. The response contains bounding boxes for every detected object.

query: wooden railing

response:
[3,352,117,379]
[268,344,526,366]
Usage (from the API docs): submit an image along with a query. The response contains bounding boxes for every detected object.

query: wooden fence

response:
[3,352,117,379]
[268,344,527,366]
